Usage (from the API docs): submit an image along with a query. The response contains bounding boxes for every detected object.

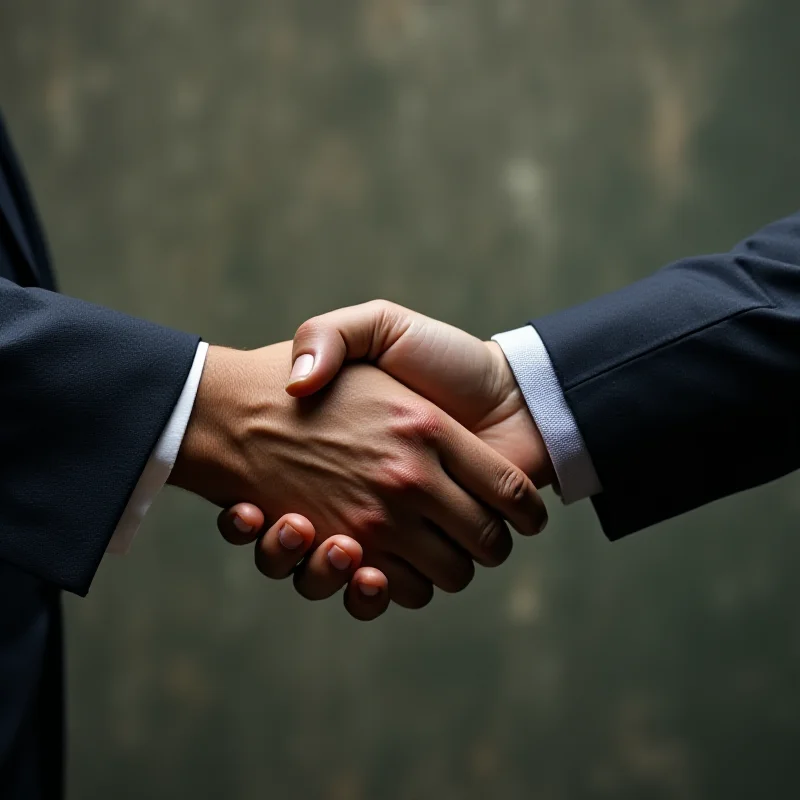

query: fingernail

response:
[233,516,254,535]
[289,353,315,382]
[358,582,380,597]
[278,524,304,550]
[327,545,352,571]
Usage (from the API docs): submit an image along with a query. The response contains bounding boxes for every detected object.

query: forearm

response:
[533,211,800,537]
[0,279,199,593]
[168,344,257,506]
[108,342,209,554]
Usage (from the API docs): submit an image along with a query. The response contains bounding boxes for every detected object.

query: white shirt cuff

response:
[106,341,210,555]
[492,326,601,504]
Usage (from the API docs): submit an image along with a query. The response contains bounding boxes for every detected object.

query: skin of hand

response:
[285,300,555,486]
[171,340,547,612]
[217,504,390,622]
[223,301,556,620]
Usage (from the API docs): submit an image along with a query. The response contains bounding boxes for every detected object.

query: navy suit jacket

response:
[535,212,800,538]
[0,113,199,798]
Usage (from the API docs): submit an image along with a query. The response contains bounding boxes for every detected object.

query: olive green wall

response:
[2,1,800,797]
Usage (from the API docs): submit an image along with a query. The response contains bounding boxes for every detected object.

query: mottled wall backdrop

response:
[2,1,800,798]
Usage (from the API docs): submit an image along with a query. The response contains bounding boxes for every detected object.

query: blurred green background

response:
[3,1,800,798]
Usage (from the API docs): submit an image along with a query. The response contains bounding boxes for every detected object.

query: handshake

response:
[169,301,554,621]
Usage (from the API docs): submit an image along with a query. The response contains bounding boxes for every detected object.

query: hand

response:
[217,504,390,622]
[286,300,554,485]
[171,341,547,613]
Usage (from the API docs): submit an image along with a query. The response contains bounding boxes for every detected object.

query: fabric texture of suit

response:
[0,112,199,799]
[534,212,800,540]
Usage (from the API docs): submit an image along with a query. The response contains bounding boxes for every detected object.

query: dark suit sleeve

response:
[0,278,200,595]
[533,211,800,539]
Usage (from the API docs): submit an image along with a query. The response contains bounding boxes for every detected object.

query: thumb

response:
[285,300,412,397]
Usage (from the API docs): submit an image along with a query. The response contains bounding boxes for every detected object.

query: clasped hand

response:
[171,301,553,620]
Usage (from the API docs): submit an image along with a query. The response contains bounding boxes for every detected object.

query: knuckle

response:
[294,317,323,342]
[378,458,416,492]
[479,516,504,552]
[497,465,529,505]
[477,516,511,566]
[366,298,395,315]
[389,405,443,444]
[378,455,434,497]
[385,402,416,433]
[351,507,390,540]
[366,298,406,322]
[414,407,444,441]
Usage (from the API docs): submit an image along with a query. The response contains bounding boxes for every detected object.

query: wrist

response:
[484,341,555,489]
[168,345,249,504]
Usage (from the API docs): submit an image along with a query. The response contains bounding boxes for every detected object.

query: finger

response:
[218,503,266,545]
[365,554,434,610]
[387,522,476,593]
[254,514,317,579]
[286,300,412,397]
[436,419,548,538]
[420,476,514,569]
[293,536,364,601]
[344,567,390,621]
